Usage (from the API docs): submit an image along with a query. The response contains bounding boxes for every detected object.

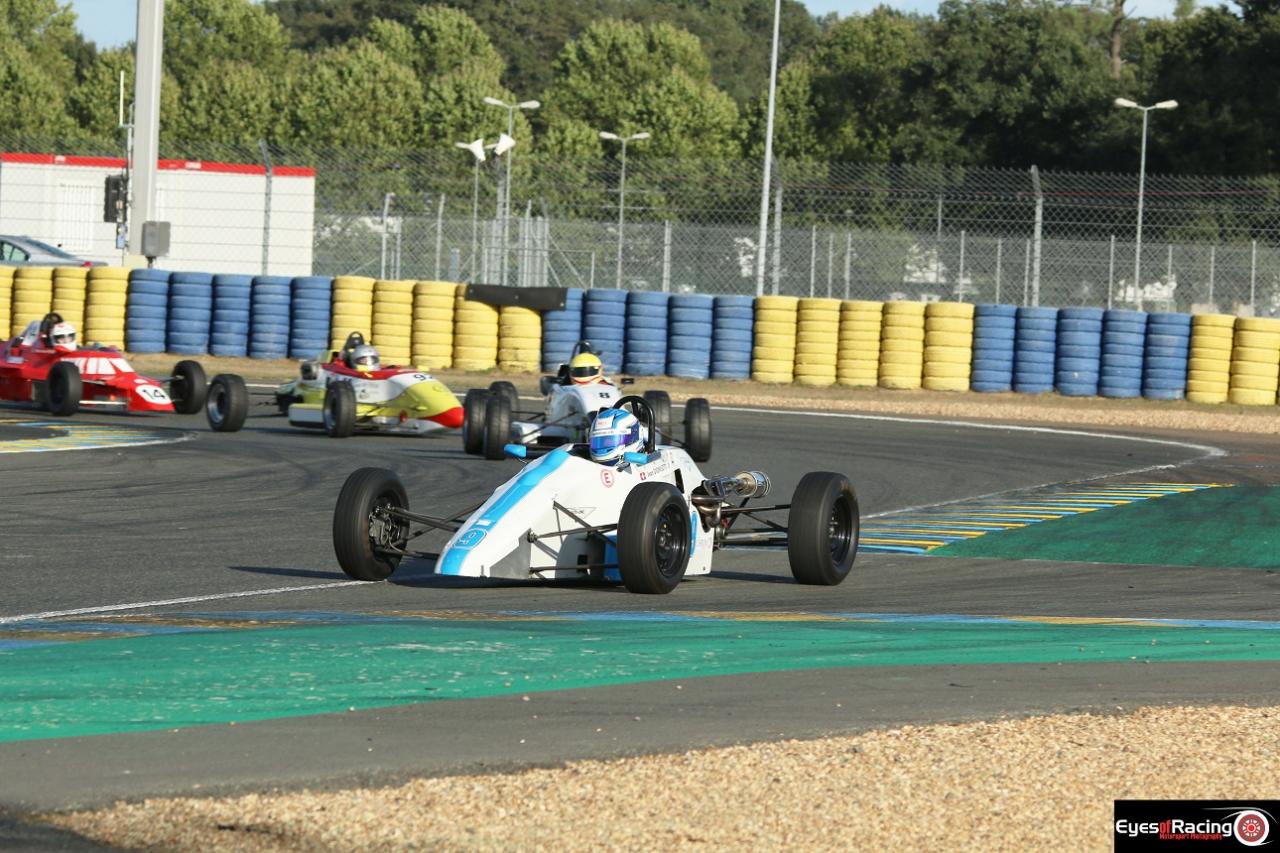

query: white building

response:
[0,152,315,275]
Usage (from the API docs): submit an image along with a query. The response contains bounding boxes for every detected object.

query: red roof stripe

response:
[1,152,314,177]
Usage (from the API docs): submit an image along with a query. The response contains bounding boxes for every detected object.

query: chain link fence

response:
[4,137,1280,314]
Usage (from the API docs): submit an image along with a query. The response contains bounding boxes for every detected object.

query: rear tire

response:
[206,374,249,432]
[462,388,488,455]
[169,360,208,414]
[482,393,512,460]
[787,472,859,585]
[488,380,519,413]
[683,397,712,462]
[617,482,691,594]
[47,361,81,416]
[324,382,356,438]
[643,390,672,440]
[333,467,408,581]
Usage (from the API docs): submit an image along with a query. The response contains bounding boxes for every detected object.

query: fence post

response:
[1023,238,1031,307]
[379,192,394,279]
[1208,244,1215,305]
[589,251,595,289]
[935,194,943,286]
[1108,235,1115,310]
[1029,165,1042,307]
[826,232,834,298]
[809,225,817,297]
[771,173,782,295]
[995,237,1002,304]
[957,229,966,301]
[433,194,445,281]
[1166,244,1172,300]
[1250,239,1257,311]
[662,220,672,293]
[843,232,852,299]
[449,248,460,282]
[257,139,273,276]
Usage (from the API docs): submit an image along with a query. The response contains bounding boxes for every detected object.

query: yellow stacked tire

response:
[0,266,12,337]
[452,288,499,370]
[1186,314,1234,404]
[10,266,53,336]
[837,300,882,387]
[793,298,839,387]
[84,267,128,347]
[329,275,375,350]
[751,295,799,383]
[879,301,926,389]
[1227,316,1280,406]
[922,301,975,392]
[499,305,542,372]
[52,266,89,332]
[371,279,414,365]
[411,280,458,370]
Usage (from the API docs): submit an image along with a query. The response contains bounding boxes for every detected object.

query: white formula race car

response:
[333,396,858,594]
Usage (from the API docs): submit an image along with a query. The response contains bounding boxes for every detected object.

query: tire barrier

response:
[499,304,542,372]
[1186,313,1234,404]
[970,303,1016,392]
[751,295,799,383]
[878,300,925,390]
[412,280,458,370]
[84,267,128,348]
[542,287,583,372]
[1142,311,1191,400]
[923,301,975,392]
[210,274,252,357]
[667,293,714,380]
[836,300,882,387]
[794,297,840,387]
[1054,307,1103,397]
[329,275,375,352]
[583,289,627,374]
[250,275,291,360]
[125,269,170,353]
[289,276,332,360]
[11,266,54,337]
[711,294,754,380]
[1227,316,1280,406]
[624,290,669,376]
[165,271,213,355]
[1014,306,1058,394]
[52,266,88,334]
[452,287,499,370]
[0,266,12,336]
[1099,309,1146,399]
[371,279,414,365]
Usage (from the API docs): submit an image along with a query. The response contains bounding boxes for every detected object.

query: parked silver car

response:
[0,235,94,267]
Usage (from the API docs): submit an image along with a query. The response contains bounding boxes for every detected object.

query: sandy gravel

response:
[43,704,1280,852]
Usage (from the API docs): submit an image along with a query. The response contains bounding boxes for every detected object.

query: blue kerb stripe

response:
[438,448,572,576]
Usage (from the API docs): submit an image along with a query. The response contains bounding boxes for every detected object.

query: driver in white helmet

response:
[588,407,646,466]
[46,320,77,352]
[346,343,381,372]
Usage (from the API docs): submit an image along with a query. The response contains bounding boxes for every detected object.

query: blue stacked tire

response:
[541,288,583,371]
[624,291,669,376]
[290,276,333,359]
[666,293,714,379]
[1054,307,1103,397]
[211,274,252,357]
[126,269,170,353]
[250,275,291,360]
[970,303,1016,392]
[711,295,753,379]
[166,272,213,355]
[1099,309,1146,399]
[1013,306,1058,394]
[1142,311,1191,400]
[582,289,627,374]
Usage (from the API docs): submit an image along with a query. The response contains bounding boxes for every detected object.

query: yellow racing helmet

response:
[569,351,604,384]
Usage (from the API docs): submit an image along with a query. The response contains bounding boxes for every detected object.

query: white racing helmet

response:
[589,407,645,464]
[49,321,77,352]
[348,343,381,371]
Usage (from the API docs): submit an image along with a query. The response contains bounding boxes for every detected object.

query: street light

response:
[1114,97,1177,300]
[600,130,650,290]
[484,96,539,286]
[756,0,782,296]
[454,138,486,278]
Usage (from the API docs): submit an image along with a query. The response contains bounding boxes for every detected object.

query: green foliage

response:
[286,41,423,148]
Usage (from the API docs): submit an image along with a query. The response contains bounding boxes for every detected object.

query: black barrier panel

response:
[463,284,566,311]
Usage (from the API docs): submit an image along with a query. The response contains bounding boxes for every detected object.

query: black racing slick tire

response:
[617,482,692,594]
[206,374,249,432]
[47,361,81,416]
[642,390,672,440]
[333,467,408,581]
[488,380,520,414]
[683,397,712,462]
[786,471,859,586]
[462,388,488,455]
[324,381,357,438]
[482,393,513,460]
[169,360,208,414]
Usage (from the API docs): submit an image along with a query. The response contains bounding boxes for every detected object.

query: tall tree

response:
[286,41,423,148]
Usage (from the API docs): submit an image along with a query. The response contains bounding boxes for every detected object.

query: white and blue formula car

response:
[333,396,858,594]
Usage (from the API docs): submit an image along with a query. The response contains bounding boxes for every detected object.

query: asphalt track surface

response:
[1,400,1278,846]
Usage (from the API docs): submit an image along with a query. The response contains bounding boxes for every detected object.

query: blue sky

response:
[69,0,1181,49]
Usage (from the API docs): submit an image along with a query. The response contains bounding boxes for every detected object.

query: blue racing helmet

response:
[589,407,644,464]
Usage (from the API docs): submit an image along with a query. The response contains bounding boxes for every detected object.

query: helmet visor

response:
[590,421,640,458]
[355,355,379,368]
[52,331,76,347]
[571,365,600,379]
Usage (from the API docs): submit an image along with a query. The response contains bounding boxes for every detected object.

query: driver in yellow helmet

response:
[568,351,605,385]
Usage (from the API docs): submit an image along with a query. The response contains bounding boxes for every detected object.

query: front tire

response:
[462,388,488,455]
[643,390,672,440]
[206,374,249,432]
[47,361,81,416]
[617,482,691,594]
[683,397,712,462]
[786,472,859,585]
[482,393,512,460]
[169,360,208,414]
[333,467,408,581]
[488,380,519,414]
[324,382,356,438]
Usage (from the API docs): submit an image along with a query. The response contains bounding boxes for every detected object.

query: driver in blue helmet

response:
[588,407,646,466]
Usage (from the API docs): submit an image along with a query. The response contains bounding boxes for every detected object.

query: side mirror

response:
[620,377,636,386]
[504,443,528,459]
[623,451,648,466]
[300,362,317,380]
[539,375,554,396]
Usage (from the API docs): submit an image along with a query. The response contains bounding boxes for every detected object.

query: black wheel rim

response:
[828,494,853,564]
[369,495,407,555]
[208,386,226,426]
[654,503,689,579]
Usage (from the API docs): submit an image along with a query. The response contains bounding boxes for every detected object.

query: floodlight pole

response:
[755,0,782,297]
[484,96,539,286]
[1115,98,1177,300]
[129,0,164,257]
[600,131,650,290]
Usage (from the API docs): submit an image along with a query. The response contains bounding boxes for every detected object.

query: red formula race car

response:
[0,314,248,431]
